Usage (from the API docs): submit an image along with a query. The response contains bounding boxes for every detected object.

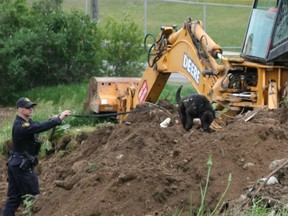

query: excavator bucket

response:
[84,77,140,114]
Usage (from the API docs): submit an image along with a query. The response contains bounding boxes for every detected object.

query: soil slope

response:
[1,104,288,216]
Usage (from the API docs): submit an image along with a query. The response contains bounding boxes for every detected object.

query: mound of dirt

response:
[1,104,288,215]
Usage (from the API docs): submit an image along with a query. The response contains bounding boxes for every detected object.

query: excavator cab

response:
[242,0,288,66]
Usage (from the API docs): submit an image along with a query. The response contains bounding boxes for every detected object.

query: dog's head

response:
[200,110,215,132]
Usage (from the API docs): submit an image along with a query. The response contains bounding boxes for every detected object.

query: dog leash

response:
[69,104,161,118]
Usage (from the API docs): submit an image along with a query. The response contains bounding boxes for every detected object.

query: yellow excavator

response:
[84,0,288,123]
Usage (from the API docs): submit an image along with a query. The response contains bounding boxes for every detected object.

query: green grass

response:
[159,82,196,104]
[61,0,253,50]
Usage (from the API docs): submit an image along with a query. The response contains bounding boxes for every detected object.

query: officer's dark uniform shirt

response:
[1,114,63,216]
[12,115,62,156]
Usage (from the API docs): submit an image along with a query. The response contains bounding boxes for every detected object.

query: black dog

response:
[175,85,215,132]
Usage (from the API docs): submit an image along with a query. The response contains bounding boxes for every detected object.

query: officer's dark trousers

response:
[2,158,39,216]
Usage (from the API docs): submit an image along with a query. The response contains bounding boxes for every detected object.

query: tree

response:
[100,15,145,77]
[0,0,103,104]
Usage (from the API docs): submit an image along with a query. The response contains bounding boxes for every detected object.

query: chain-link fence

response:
[62,0,253,51]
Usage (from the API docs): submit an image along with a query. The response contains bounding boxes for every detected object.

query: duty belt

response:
[11,152,24,158]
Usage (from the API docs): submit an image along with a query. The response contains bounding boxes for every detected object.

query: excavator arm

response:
[85,19,226,122]
[85,0,288,123]
[133,19,224,106]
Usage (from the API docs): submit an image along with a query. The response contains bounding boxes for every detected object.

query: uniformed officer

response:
[2,97,71,216]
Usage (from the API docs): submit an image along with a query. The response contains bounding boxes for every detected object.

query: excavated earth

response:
[1,103,288,216]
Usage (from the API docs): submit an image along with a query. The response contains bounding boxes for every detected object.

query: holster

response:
[19,152,38,171]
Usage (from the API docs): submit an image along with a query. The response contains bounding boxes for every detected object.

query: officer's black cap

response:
[16,97,37,109]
